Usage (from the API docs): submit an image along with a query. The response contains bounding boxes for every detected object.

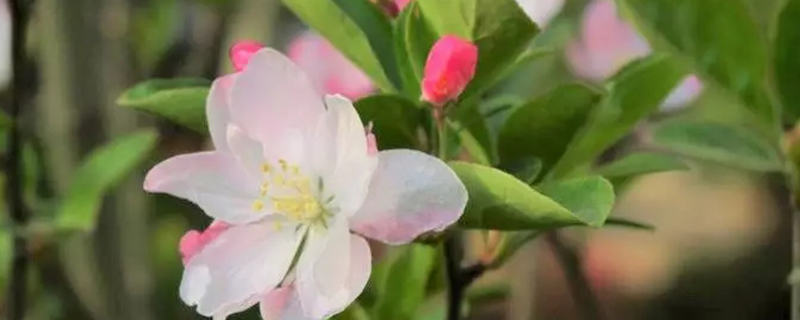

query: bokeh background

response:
[0,0,791,319]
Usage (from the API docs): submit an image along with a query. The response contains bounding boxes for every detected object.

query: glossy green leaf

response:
[537,176,616,226]
[498,84,600,177]
[652,121,782,171]
[549,55,688,179]
[417,0,539,100]
[451,162,613,230]
[355,95,421,150]
[395,2,438,99]
[281,0,400,91]
[374,244,437,320]
[452,102,495,164]
[596,152,689,179]
[117,78,210,133]
[499,157,542,185]
[619,0,776,126]
[775,0,800,121]
[56,130,159,231]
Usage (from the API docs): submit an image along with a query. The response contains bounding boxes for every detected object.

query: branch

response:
[6,1,32,319]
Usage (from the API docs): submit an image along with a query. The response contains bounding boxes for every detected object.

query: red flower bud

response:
[421,35,478,106]
[229,41,265,72]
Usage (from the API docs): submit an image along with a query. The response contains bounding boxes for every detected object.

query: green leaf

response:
[452,102,495,165]
[499,157,542,185]
[451,162,613,230]
[604,217,655,231]
[56,130,159,231]
[652,121,783,171]
[775,0,800,121]
[395,2,438,99]
[487,231,540,269]
[118,78,210,133]
[417,0,539,100]
[596,152,689,179]
[548,55,689,179]
[355,94,422,150]
[498,84,600,177]
[537,176,616,226]
[373,244,437,320]
[619,0,776,126]
[281,0,400,91]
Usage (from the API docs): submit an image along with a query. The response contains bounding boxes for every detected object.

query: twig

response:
[6,1,32,319]
[546,232,602,320]
[444,235,487,320]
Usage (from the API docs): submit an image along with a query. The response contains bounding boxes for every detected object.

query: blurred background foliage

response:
[0,0,794,319]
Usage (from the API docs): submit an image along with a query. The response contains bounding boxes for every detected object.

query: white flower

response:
[144,48,468,319]
[516,0,565,28]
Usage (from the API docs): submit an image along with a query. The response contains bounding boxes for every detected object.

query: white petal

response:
[227,124,266,177]
[311,95,377,215]
[661,74,703,112]
[208,74,237,152]
[296,220,371,318]
[181,222,302,317]
[144,152,269,224]
[349,150,468,245]
[259,286,314,320]
[516,0,565,27]
[230,48,325,146]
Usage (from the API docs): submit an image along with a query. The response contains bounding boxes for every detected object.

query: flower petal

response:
[311,95,377,215]
[349,150,467,245]
[208,74,237,152]
[230,48,325,145]
[181,221,302,317]
[259,286,314,320]
[516,0,565,28]
[144,151,267,224]
[296,219,371,318]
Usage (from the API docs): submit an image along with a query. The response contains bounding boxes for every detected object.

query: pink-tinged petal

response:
[661,75,704,112]
[566,0,650,81]
[287,31,374,100]
[144,151,267,224]
[296,220,371,319]
[229,41,265,72]
[230,48,325,145]
[365,124,378,156]
[422,35,478,106]
[516,0,565,28]
[309,95,377,215]
[259,286,314,320]
[211,293,266,320]
[180,230,203,265]
[350,150,468,245]
[227,124,267,176]
[207,74,237,152]
[181,221,302,317]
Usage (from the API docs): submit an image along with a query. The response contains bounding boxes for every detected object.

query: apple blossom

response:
[421,35,478,106]
[566,0,703,110]
[144,48,467,319]
[515,0,565,28]
[287,31,374,100]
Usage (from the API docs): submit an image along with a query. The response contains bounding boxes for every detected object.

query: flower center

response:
[253,159,333,228]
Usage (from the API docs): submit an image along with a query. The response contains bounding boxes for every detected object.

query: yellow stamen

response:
[252,199,264,212]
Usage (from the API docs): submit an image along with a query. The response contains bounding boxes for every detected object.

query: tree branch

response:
[6,1,32,319]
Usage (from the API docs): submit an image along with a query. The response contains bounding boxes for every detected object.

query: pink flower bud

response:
[421,35,478,106]
[229,41,265,72]
[178,221,230,265]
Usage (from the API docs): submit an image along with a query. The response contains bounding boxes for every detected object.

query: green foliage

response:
[394,2,437,99]
[487,231,540,269]
[619,0,776,128]
[652,121,783,171]
[281,0,401,91]
[451,162,614,230]
[604,217,656,231]
[56,130,159,231]
[117,78,210,133]
[373,245,437,320]
[775,0,800,121]
[355,95,422,150]
[498,84,600,177]
[549,55,689,179]
[452,103,495,165]
[596,152,689,179]
[416,0,540,101]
